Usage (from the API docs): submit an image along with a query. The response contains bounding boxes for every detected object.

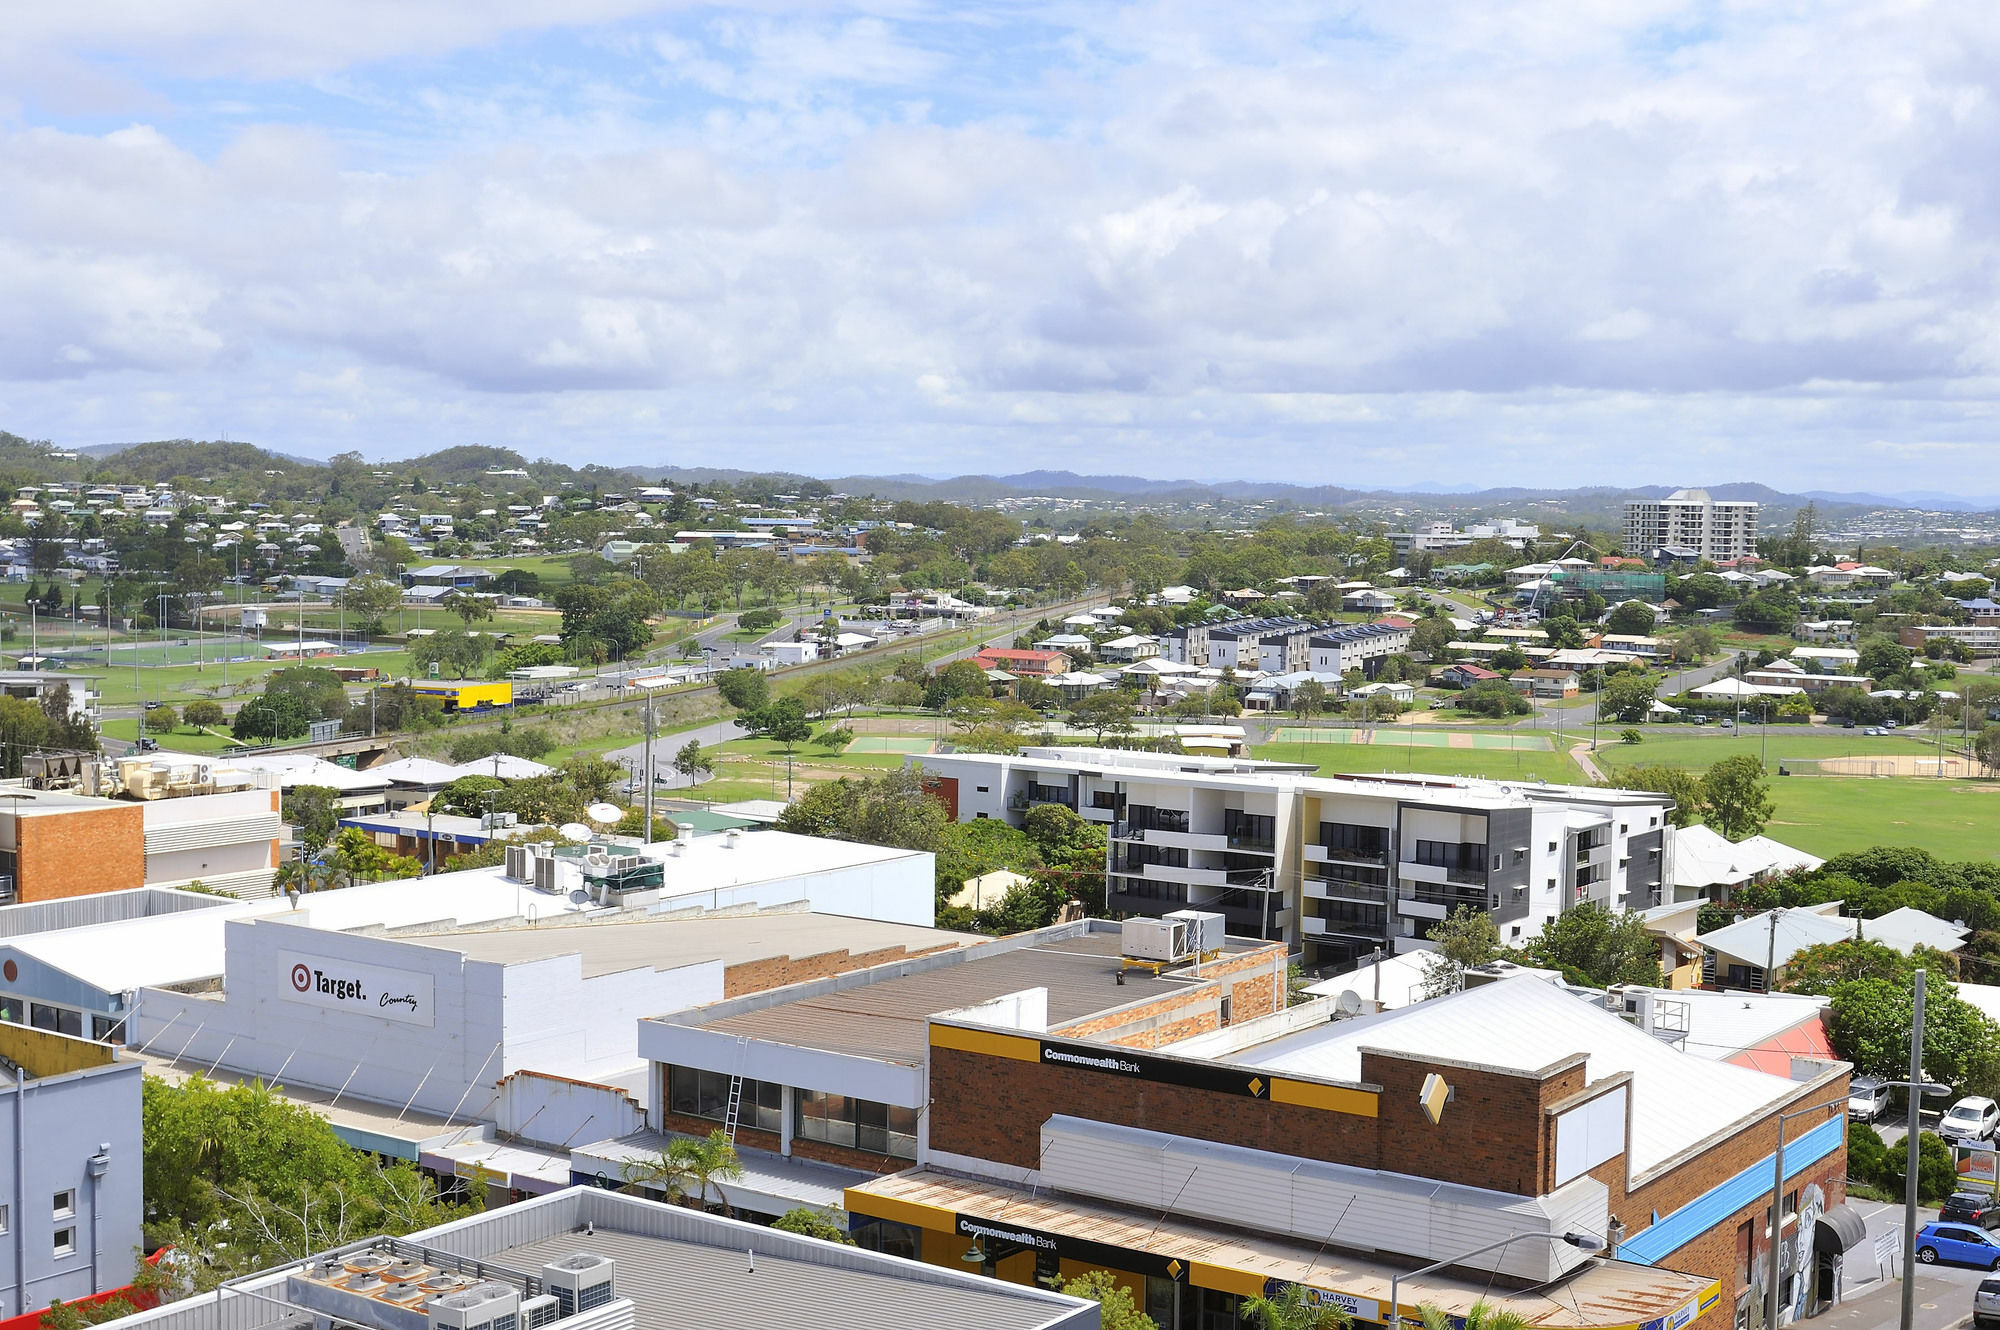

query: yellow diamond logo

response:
[1167,1260,1183,1279]
[1248,1077,1265,1097]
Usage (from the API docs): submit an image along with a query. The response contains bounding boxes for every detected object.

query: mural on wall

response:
[1789,1182,1825,1323]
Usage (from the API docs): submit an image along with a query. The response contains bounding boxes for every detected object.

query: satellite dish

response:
[1337,990,1364,1016]
[569,889,591,905]
[585,802,622,824]
[558,822,592,841]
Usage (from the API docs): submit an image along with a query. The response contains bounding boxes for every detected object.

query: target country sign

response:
[279,950,435,1027]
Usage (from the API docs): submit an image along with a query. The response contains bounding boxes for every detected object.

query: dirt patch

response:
[1811,754,1983,777]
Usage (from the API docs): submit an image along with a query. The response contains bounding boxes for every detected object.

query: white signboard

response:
[278,950,434,1027]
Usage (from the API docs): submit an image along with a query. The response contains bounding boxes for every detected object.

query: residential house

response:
[1094,634,1160,664]
[1436,663,1502,689]
[969,647,1069,678]
[1510,668,1580,699]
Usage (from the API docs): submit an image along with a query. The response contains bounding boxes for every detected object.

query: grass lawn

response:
[1764,778,2000,861]
[1252,741,1584,784]
[1595,731,1943,772]
[101,717,244,753]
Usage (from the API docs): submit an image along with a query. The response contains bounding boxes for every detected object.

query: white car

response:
[1976,1274,2000,1330]
[1943,1097,2000,1144]
[1848,1077,1891,1123]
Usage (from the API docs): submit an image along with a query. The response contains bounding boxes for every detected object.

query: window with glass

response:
[852,1218,920,1260]
[29,1005,80,1037]
[795,1091,918,1159]
[664,1065,782,1135]
[1223,808,1275,850]
[1319,822,1387,858]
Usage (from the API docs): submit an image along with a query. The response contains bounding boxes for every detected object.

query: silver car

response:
[1975,1274,2000,1330]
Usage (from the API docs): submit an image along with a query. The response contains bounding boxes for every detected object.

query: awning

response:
[1814,1204,1869,1255]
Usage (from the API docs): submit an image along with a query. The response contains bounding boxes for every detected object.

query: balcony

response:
[1398,860,1488,889]
[1306,843,1388,867]
[1305,877,1389,904]
[1135,861,1230,888]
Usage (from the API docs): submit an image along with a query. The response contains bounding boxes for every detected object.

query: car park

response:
[1848,1077,1891,1122]
[1942,1097,2000,1145]
[1917,1222,2000,1269]
[1944,1193,2000,1231]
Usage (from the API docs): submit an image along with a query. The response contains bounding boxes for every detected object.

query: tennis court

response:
[1270,727,1550,751]
[845,736,936,754]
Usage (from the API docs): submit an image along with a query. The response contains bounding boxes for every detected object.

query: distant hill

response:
[29,432,2000,520]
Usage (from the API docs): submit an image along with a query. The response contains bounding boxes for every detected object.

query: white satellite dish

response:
[558,822,593,841]
[585,802,622,824]
[1336,990,1364,1016]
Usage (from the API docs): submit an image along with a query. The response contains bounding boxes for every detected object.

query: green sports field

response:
[1252,741,1582,784]
[1269,727,1550,750]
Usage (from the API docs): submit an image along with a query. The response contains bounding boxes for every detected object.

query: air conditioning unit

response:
[1121,916,1191,963]
[505,845,529,881]
[520,1294,561,1328]
[428,1281,522,1330]
[1163,909,1225,955]
[533,856,559,893]
[543,1253,615,1316]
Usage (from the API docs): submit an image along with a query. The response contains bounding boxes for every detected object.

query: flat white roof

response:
[5,871,596,994]
[1229,975,1803,1175]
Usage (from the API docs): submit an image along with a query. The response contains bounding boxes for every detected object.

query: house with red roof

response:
[969,647,1071,678]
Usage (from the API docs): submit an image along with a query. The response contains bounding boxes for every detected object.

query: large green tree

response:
[1519,903,1663,987]
[1700,755,1775,841]
[144,1075,475,1288]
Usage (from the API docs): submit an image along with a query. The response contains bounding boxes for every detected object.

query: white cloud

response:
[2,1,1999,488]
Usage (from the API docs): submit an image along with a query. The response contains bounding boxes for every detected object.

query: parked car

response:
[1944,1193,2000,1230]
[1942,1097,2000,1144]
[1917,1222,2000,1269]
[1848,1077,1892,1123]
[1976,1274,2000,1330]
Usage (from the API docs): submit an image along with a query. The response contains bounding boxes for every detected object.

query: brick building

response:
[842,973,1857,1330]
[636,919,1287,1179]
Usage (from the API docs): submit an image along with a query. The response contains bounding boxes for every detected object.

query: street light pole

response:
[1764,1093,1853,1330]
[1388,1231,1603,1329]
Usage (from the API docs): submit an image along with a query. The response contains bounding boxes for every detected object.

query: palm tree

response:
[673,1130,744,1217]
[1417,1302,1531,1330]
[1242,1283,1351,1330]
[619,1130,743,1216]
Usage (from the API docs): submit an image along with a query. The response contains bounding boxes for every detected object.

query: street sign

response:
[1874,1229,1899,1275]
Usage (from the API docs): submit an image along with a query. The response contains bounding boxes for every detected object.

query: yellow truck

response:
[402,680,514,714]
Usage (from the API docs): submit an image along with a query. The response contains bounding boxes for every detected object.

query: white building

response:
[918,747,1676,967]
[1623,489,1761,563]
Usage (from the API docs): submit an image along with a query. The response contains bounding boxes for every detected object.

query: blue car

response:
[1917,1222,2000,1269]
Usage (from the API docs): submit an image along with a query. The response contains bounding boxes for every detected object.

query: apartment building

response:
[918,749,1676,967]
[1161,616,1325,670]
[1622,489,1760,563]
[1306,621,1413,675]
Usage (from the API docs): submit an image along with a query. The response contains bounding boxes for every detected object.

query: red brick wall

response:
[1364,1050,1584,1196]
[19,805,145,902]
[927,1045,1380,1171]
[723,942,960,998]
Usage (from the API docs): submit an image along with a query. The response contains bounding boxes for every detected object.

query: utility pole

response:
[642,689,655,846]
[1901,970,1928,1330]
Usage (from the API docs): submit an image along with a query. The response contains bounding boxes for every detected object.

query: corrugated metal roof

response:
[497,1227,1071,1330]
[1232,975,1801,1175]
[853,1169,1715,1328]
[690,940,1200,1064]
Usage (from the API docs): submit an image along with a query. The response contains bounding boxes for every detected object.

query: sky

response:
[3,1,1999,491]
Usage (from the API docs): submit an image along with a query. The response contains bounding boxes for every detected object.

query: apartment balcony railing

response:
[1306,844,1389,867]
[1305,877,1390,904]
[1401,881,1491,909]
